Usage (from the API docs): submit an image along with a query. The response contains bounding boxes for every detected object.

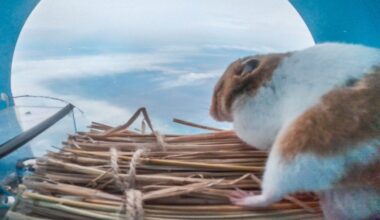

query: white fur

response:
[233,43,380,150]
[236,141,380,210]
[233,86,280,149]
[263,141,379,196]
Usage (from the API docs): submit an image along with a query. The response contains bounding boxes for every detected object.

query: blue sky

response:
[11,0,314,137]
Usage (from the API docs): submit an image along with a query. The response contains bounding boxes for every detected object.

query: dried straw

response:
[5,108,323,220]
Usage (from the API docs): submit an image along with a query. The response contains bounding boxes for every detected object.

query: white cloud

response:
[14,78,177,133]
[159,71,221,89]
[13,74,132,126]
[203,44,275,53]
[12,51,186,133]
[13,53,183,80]
[17,0,314,54]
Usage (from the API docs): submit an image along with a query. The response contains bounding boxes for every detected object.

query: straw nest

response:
[6,108,323,220]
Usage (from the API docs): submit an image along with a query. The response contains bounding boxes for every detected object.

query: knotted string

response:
[109,147,145,220]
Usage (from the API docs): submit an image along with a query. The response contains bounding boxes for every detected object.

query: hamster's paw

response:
[229,189,271,207]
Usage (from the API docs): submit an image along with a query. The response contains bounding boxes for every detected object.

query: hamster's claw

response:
[229,189,271,207]
[229,189,256,206]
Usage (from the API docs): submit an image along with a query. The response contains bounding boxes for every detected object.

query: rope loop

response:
[125,189,144,220]
[110,148,145,219]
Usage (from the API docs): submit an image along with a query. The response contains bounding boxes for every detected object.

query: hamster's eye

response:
[239,59,260,76]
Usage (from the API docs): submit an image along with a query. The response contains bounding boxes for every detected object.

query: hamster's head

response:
[210,53,286,122]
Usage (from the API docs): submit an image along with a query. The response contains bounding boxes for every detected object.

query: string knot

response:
[125,189,144,220]
[110,148,145,219]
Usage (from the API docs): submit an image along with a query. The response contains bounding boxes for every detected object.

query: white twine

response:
[109,148,145,219]
[125,189,144,220]
[153,131,167,152]
[126,149,145,189]
[110,147,126,190]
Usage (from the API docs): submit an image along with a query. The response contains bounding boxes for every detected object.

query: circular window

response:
[12,0,314,136]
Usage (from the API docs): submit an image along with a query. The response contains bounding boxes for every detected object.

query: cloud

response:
[13,75,133,127]
[17,0,314,55]
[159,71,221,89]
[203,44,275,53]
[12,50,193,133]
[13,52,183,80]
[14,78,177,133]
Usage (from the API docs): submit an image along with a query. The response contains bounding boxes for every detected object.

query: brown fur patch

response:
[338,154,380,188]
[278,67,380,160]
[210,53,287,122]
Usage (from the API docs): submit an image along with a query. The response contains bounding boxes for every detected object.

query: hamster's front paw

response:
[229,189,271,207]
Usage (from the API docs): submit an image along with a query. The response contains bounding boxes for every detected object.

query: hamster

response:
[210,43,380,220]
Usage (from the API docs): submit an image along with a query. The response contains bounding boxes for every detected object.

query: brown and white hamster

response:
[210,43,380,220]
